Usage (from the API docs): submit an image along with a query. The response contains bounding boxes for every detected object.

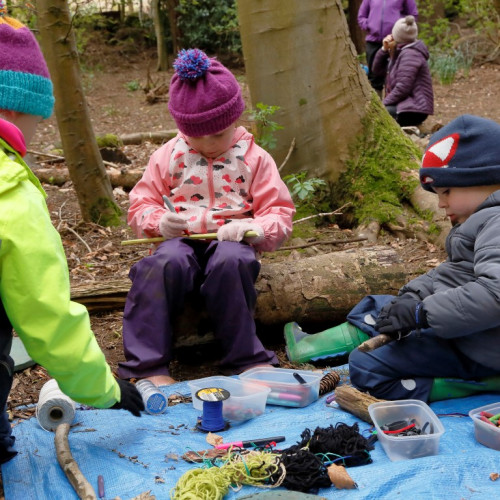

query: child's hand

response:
[111,379,144,417]
[375,295,428,340]
[217,222,264,243]
[383,34,395,51]
[159,211,188,240]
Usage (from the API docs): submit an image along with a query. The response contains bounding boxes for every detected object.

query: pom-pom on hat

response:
[168,48,245,137]
[392,15,418,44]
[420,114,500,192]
[0,2,54,119]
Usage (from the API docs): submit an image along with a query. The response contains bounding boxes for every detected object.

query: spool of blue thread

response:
[135,379,168,415]
[195,387,230,432]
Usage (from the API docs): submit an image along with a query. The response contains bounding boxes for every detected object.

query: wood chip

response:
[327,463,357,489]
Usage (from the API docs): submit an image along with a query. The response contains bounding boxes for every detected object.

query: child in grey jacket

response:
[287,114,500,402]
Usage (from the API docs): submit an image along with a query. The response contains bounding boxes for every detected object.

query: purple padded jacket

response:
[357,0,418,43]
[373,40,434,115]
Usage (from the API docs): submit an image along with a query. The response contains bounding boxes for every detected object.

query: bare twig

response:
[55,423,97,500]
[65,226,93,254]
[358,334,392,352]
[28,149,120,169]
[293,203,352,225]
[279,236,367,251]
[278,137,296,172]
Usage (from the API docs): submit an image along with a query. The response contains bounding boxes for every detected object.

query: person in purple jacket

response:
[372,15,434,127]
[357,0,418,96]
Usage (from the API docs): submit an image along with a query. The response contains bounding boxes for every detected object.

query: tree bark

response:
[237,0,372,179]
[36,0,121,226]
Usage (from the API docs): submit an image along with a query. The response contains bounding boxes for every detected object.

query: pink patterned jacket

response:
[128,126,295,252]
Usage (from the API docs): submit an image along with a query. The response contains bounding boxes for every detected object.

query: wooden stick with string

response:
[120,231,259,246]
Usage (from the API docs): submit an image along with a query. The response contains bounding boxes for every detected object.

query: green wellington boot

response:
[429,376,500,402]
[284,321,370,364]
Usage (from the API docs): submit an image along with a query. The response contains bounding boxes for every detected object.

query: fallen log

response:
[34,166,144,189]
[119,129,177,145]
[70,245,427,346]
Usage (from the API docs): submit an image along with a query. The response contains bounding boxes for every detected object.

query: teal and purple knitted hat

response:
[0,2,54,119]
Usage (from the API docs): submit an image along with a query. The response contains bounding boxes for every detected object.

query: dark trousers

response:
[118,238,277,379]
[0,299,17,464]
[348,296,498,401]
[386,105,428,127]
[365,41,385,91]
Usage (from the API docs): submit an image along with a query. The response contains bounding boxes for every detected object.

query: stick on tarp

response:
[121,231,258,246]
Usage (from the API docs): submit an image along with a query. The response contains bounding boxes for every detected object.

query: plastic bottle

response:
[135,379,168,415]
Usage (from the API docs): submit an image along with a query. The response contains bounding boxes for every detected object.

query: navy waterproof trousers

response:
[348,295,498,401]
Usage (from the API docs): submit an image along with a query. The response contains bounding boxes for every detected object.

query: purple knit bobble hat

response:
[0,2,54,119]
[168,48,245,137]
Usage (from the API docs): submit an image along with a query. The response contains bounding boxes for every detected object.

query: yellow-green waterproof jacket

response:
[0,137,120,407]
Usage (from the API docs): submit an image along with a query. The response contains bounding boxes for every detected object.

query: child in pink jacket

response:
[118,49,295,386]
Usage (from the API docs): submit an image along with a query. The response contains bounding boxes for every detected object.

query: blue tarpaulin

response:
[2,373,500,499]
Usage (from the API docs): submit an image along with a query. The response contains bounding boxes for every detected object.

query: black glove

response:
[111,379,144,417]
[375,295,428,340]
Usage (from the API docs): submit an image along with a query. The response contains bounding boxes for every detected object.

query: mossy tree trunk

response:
[237,0,425,230]
[36,0,122,226]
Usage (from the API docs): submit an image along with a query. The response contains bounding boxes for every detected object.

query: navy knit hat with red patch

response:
[420,114,500,192]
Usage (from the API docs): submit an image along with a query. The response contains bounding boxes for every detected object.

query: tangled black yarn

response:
[292,422,374,467]
[270,448,332,493]
[269,422,374,493]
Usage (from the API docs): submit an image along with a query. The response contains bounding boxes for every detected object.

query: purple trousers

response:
[117,238,277,379]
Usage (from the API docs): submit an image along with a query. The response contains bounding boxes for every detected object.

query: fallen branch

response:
[32,165,144,189]
[55,423,97,500]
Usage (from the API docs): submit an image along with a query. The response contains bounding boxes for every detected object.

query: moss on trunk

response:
[332,95,424,227]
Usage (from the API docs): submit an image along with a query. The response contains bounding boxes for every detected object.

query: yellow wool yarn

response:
[171,450,284,500]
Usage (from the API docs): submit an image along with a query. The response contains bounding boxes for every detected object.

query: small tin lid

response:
[195,387,230,402]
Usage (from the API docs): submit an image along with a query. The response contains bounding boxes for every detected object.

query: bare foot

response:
[142,375,177,386]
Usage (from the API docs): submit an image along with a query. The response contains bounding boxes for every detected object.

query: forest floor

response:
[3,41,500,495]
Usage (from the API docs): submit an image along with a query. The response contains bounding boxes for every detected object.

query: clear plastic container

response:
[468,402,500,451]
[135,379,168,415]
[187,376,270,424]
[368,399,445,461]
[239,367,322,407]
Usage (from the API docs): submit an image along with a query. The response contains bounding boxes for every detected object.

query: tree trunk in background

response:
[348,0,365,55]
[152,0,169,71]
[166,0,181,57]
[237,0,373,182]
[37,0,122,226]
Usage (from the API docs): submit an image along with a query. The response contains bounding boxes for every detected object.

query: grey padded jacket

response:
[399,190,500,370]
